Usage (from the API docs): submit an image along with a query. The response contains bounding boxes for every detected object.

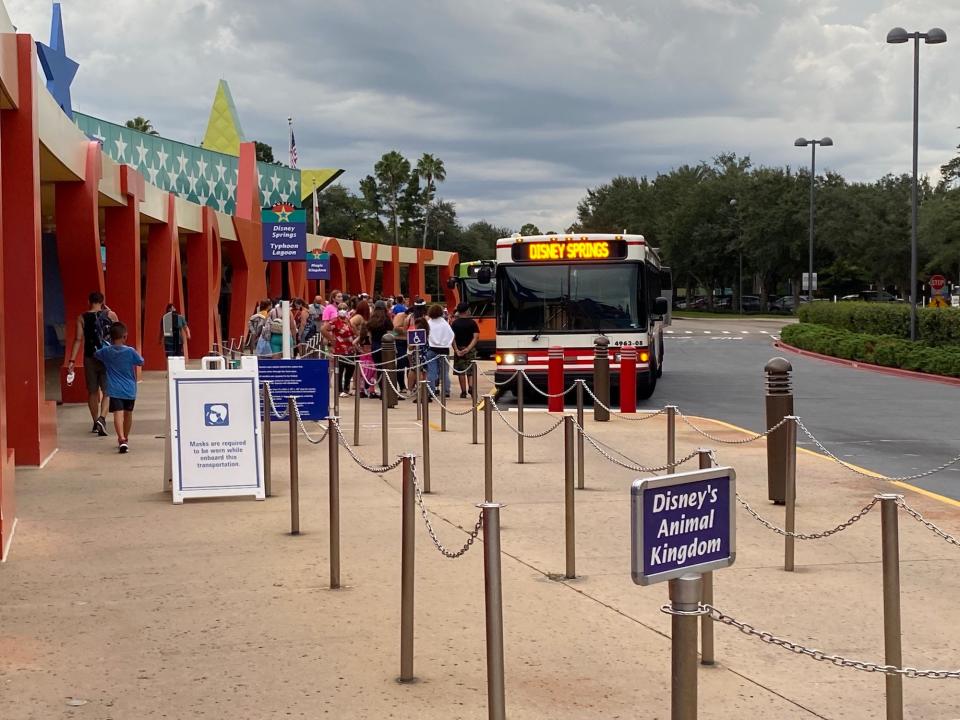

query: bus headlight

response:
[640,351,650,363]
[503,353,527,365]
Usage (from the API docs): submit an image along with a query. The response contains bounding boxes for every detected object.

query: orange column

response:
[381,245,401,297]
[287,262,307,302]
[55,140,104,404]
[348,240,378,295]
[0,35,57,466]
[187,207,221,354]
[322,237,346,293]
[228,142,268,341]
[104,166,145,356]
[0,110,14,559]
[407,249,430,300]
[143,194,184,370]
[440,253,460,313]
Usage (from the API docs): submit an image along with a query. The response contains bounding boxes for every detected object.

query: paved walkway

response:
[2,368,960,718]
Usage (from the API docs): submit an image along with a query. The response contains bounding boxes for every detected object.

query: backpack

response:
[94,310,113,350]
[302,317,319,344]
[246,313,267,351]
[269,317,284,336]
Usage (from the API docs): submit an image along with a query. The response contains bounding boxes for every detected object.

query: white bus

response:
[484,233,671,401]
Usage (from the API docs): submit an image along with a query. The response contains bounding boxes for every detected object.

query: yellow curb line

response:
[684,413,960,510]
[429,422,442,431]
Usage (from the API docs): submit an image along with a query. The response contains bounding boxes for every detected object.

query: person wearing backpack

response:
[160,304,191,358]
[244,299,272,356]
[266,298,297,358]
[66,291,119,436]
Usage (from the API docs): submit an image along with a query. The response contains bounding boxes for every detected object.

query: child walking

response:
[95,322,144,454]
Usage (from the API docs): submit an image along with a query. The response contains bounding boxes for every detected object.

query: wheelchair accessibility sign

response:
[204,403,230,427]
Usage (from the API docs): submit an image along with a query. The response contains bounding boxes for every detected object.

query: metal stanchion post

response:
[784,416,797,572]
[353,367,361,447]
[381,370,390,467]
[564,415,576,579]
[415,346,422,421]
[516,371,525,464]
[484,396,493,502]
[472,363,479,444]
[576,380,585,490]
[333,357,340,417]
[288,398,300,535]
[879,493,904,720]
[667,405,677,474]
[263,382,273,498]
[420,381,431,494]
[440,362,448,432]
[382,333,398,408]
[698,449,714,666]
[328,417,340,590]
[669,574,702,720]
[479,502,506,720]
[765,358,794,504]
[399,454,416,682]
[593,337,610,422]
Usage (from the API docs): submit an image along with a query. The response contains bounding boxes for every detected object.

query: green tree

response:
[254,141,275,164]
[519,223,541,236]
[374,151,413,245]
[125,116,158,135]
[416,154,447,248]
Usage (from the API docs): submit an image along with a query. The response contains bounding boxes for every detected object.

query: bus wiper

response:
[532,301,566,341]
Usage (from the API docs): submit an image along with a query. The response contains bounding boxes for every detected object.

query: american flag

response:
[288,117,298,168]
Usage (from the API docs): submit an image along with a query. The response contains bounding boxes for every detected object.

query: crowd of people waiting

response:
[242,291,480,402]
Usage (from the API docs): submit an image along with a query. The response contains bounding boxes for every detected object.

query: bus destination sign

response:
[512,238,628,263]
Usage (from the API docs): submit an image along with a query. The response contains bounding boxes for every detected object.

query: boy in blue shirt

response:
[95,322,144,454]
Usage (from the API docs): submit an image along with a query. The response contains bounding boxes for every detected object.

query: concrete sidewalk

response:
[2,368,960,719]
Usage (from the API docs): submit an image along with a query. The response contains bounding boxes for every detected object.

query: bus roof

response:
[495,233,646,248]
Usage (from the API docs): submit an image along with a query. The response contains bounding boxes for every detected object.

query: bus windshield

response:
[460,278,496,318]
[498,264,643,333]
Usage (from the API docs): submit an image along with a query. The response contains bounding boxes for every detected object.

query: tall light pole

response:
[887,26,947,341]
[729,198,743,313]
[794,137,832,300]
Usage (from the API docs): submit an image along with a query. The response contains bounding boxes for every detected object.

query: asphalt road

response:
[652,316,960,500]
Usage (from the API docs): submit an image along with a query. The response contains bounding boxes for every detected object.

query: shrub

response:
[780,323,960,378]
[798,302,960,346]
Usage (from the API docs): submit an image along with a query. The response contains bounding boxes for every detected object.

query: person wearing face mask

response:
[324,303,357,396]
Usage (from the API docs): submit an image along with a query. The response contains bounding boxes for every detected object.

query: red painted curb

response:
[774,340,960,387]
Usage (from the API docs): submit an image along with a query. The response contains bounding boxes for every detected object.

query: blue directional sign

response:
[407,328,427,347]
[631,466,736,586]
[258,359,329,422]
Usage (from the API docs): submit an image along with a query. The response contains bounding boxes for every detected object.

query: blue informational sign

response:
[261,204,307,261]
[631,466,736,586]
[258,359,329,422]
[407,328,427,346]
[306,250,330,280]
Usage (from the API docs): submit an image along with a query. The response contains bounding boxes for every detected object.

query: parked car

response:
[840,291,901,302]
[741,295,761,312]
[771,295,809,313]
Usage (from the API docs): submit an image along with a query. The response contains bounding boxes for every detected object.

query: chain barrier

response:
[379,368,412,400]
[481,369,521,387]
[571,417,700,473]
[661,603,960,679]
[409,456,483,558]
[423,382,475,415]
[580,381,669,422]
[330,419,405,474]
[736,495,880,539]
[489,399,565,438]
[895,497,960,548]
[516,370,581,399]
[678,410,790,445]
[795,417,960,482]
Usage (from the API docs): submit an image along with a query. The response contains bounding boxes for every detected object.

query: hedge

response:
[798,302,960,346]
[780,323,960,377]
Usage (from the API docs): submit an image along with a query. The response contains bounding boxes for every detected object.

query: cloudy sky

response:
[8,0,960,231]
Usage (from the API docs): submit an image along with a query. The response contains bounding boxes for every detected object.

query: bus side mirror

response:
[446,277,457,289]
[653,297,669,317]
[477,267,492,284]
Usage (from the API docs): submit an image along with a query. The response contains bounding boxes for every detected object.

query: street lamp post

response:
[794,137,833,301]
[887,26,947,341]
[729,198,743,313]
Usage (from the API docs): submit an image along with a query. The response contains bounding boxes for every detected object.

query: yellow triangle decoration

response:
[300,169,346,201]
[201,80,245,156]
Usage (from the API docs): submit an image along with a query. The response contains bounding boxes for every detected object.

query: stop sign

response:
[931,274,946,291]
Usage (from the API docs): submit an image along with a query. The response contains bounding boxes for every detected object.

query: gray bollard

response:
[440,371,448,432]
[399,454,416,682]
[381,369,390,467]
[564,415,576,579]
[484,396,494,502]
[764,358,794,504]
[698,449,714,666]
[263,382,273,498]
[472,363,479,444]
[593,336,611,422]
[289,398,300,535]
[516,371,525,464]
[333,357,341,417]
[415,346,422,422]
[328,417,341,589]
[420,381,431,494]
[669,574,703,720]
[576,380,585,489]
[879,493,904,720]
[382,332,398,408]
[783,416,798,572]
[479,502,507,720]
[667,405,677,474]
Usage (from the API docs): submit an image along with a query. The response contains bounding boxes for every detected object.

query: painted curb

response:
[774,339,960,388]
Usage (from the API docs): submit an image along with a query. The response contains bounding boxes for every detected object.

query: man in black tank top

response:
[66,291,118,436]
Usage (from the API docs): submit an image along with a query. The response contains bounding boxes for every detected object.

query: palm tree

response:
[375,151,412,245]
[125,116,159,136]
[416,153,446,248]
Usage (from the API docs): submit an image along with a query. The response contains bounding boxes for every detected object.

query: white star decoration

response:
[197,157,209,179]
[135,139,149,166]
[224,178,236,199]
[114,135,128,162]
[176,151,189,174]
[146,162,159,185]
[270,172,281,191]
[217,195,227,212]
[187,173,199,193]
[157,146,169,170]
[167,169,179,190]
[287,176,298,197]
[93,125,105,144]
[215,161,226,182]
